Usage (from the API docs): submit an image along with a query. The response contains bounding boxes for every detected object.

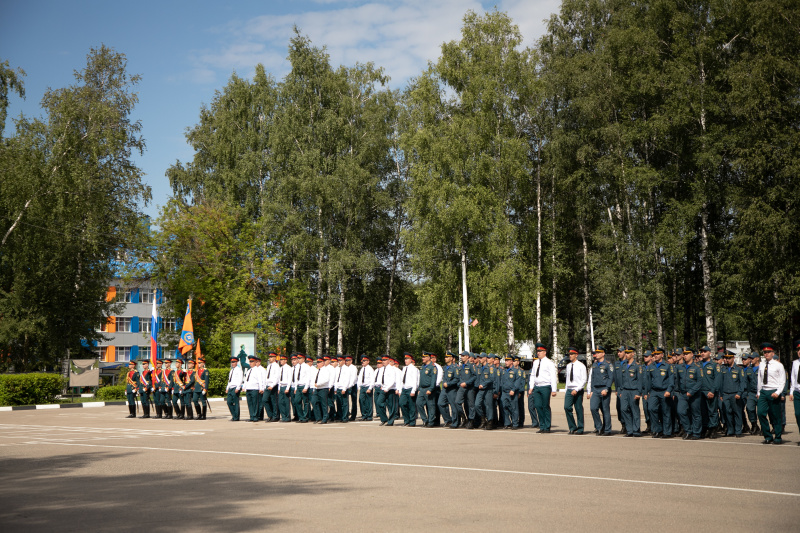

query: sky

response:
[1,0,560,219]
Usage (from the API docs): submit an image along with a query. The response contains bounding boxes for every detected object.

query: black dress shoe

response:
[688,435,700,440]
[536,429,544,433]
[661,434,674,439]
[598,430,605,436]
[574,431,583,435]
[568,430,575,435]
[380,421,387,426]
[761,439,773,444]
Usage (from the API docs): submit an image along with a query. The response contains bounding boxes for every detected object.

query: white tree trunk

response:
[461,248,470,353]
[700,207,716,349]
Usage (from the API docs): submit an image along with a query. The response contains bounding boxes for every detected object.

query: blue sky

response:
[1,0,559,219]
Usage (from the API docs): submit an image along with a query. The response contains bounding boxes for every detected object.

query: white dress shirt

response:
[337,363,357,391]
[433,363,443,386]
[757,358,786,395]
[564,361,587,391]
[278,364,293,388]
[264,361,280,389]
[382,365,398,392]
[307,366,319,389]
[529,357,558,392]
[399,365,420,393]
[226,365,244,392]
[357,365,375,389]
[243,365,265,391]
[373,366,385,391]
[292,362,310,390]
[790,359,800,395]
[314,365,332,389]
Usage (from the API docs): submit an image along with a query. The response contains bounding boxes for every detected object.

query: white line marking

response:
[253,428,285,431]
[29,441,800,498]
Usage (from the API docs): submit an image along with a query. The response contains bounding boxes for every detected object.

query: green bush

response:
[0,373,67,406]
[207,368,228,397]
[96,385,126,401]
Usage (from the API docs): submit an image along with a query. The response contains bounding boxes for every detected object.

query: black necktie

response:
[246,369,251,382]
[403,367,408,385]
[294,366,299,381]
[569,363,574,382]
[315,369,321,386]
[267,365,272,379]
[763,360,769,385]
[381,369,386,384]
[536,361,541,377]
[228,369,233,383]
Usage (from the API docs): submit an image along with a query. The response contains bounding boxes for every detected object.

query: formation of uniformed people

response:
[125,339,800,445]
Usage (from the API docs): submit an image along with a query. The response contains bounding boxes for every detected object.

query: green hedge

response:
[96,385,126,401]
[208,368,227,397]
[0,373,67,406]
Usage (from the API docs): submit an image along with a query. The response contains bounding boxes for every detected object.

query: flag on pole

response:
[195,341,202,364]
[178,299,194,355]
[469,317,479,327]
[150,296,159,366]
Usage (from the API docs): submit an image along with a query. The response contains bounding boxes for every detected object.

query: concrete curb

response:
[0,397,231,411]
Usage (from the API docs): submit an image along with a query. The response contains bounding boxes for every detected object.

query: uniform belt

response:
[651,388,666,391]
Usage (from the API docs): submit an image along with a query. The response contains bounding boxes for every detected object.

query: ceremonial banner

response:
[178,299,194,355]
[150,297,159,365]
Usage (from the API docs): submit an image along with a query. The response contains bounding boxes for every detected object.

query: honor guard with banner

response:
[125,360,139,418]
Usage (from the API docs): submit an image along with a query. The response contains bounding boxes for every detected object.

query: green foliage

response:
[0,46,151,371]
[0,373,67,406]
[207,368,228,397]
[96,384,126,401]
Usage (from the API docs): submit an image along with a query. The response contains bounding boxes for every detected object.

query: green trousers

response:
[532,386,552,430]
[226,389,240,421]
[564,390,584,432]
[278,386,292,421]
[757,390,783,441]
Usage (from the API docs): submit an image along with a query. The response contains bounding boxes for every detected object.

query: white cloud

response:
[192,0,560,88]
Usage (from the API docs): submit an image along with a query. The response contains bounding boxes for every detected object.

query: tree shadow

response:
[0,452,336,532]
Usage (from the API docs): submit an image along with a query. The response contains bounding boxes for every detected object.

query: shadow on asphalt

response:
[0,452,334,531]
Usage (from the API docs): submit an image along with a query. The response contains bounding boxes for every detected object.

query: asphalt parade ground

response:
[1,401,798,532]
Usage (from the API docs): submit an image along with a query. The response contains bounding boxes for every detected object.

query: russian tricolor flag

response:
[150,296,159,366]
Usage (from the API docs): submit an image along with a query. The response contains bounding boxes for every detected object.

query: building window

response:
[139,346,151,360]
[162,348,176,360]
[140,289,155,304]
[116,347,130,362]
[116,317,131,333]
[163,318,178,331]
[92,348,104,359]
[117,288,132,303]
[139,318,151,334]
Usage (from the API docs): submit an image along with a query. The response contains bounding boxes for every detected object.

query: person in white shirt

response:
[337,355,358,422]
[563,347,587,435]
[313,357,332,424]
[305,356,317,422]
[382,356,399,426]
[262,351,280,422]
[357,355,376,421]
[528,343,558,433]
[757,342,787,444]
[277,354,293,422]
[226,356,244,421]
[373,357,388,424]
[291,353,311,423]
[243,355,265,422]
[398,353,420,426]
[790,340,800,446]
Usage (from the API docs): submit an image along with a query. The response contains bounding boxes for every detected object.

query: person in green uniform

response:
[182,359,196,420]
[160,357,173,419]
[170,358,185,419]
[152,359,164,419]
[139,359,152,419]
[125,360,139,418]
[719,350,745,437]
[194,360,210,420]
[698,345,722,438]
